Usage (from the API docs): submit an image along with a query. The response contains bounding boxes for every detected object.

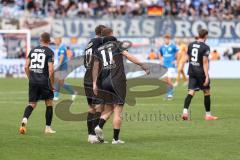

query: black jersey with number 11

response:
[187,41,210,77]
[95,36,126,105]
[96,37,126,82]
[28,45,54,84]
[84,37,121,84]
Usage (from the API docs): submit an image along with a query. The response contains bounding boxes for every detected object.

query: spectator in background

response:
[222,9,234,20]
[66,46,75,59]
[35,1,45,17]
[66,3,78,17]
[0,0,240,18]
[210,50,220,61]
[0,1,15,18]
[233,2,240,18]
[78,0,91,16]
[18,48,26,58]
[44,1,57,17]
[147,49,158,60]
[223,48,233,60]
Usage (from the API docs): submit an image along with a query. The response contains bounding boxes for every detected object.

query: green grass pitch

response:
[0,78,239,160]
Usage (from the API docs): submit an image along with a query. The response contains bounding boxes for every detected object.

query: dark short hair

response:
[198,29,208,39]
[40,32,51,43]
[95,25,106,36]
[101,28,113,37]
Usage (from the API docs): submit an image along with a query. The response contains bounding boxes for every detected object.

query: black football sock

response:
[184,94,193,109]
[204,95,211,112]
[45,106,53,126]
[87,112,94,135]
[93,112,101,131]
[23,105,34,119]
[113,129,120,141]
[98,118,106,129]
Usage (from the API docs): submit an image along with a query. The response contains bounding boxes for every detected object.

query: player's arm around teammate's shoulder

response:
[122,50,150,75]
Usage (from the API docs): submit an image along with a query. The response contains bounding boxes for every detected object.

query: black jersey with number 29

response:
[28,45,54,84]
[187,41,210,77]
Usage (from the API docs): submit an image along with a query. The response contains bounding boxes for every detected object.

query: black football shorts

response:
[188,76,210,91]
[100,76,126,105]
[84,83,103,106]
[29,82,54,102]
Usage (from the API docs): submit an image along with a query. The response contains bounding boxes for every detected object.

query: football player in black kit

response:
[84,25,106,143]
[19,32,56,134]
[182,29,218,121]
[93,28,150,144]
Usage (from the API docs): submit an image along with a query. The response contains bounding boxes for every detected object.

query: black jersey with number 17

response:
[84,37,104,84]
[187,41,210,77]
[28,45,54,84]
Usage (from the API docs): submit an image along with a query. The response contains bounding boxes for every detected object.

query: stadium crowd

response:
[0,0,240,19]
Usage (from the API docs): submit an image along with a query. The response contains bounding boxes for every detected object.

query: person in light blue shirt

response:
[58,43,68,70]
[159,34,178,100]
[54,37,76,101]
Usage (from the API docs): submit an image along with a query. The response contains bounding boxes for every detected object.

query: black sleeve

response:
[187,44,191,56]
[93,49,101,62]
[27,49,33,58]
[203,46,210,57]
[47,49,54,63]
[103,36,117,43]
